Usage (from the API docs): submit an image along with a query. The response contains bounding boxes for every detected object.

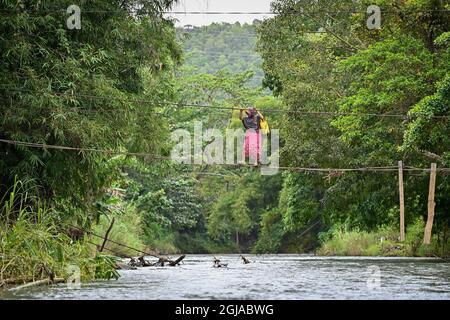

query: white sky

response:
[165,0,274,27]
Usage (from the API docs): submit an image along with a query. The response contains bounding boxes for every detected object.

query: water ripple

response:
[2,255,449,300]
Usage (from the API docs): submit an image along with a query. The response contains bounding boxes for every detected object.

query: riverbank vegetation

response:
[0,0,181,285]
[0,179,119,285]
[252,0,450,258]
[1,0,450,286]
[318,220,450,257]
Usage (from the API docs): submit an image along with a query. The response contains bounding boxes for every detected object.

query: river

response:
[3,255,450,300]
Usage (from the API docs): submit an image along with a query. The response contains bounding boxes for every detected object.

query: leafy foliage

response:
[1,0,449,262]
[256,0,450,253]
[178,23,264,87]
[0,179,119,284]
[0,0,181,222]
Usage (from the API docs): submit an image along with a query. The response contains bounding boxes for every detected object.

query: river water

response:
[3,255,450,300]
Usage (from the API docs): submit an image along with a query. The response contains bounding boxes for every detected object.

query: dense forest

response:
[178,22,264,87]
[0,0,449,284]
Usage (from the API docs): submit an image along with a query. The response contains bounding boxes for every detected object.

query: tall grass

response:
[317,228,382,256]
[92,205,146,257]
[317,221,450,257]
[0,179,119,287]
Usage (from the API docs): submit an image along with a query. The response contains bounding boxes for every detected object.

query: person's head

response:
[247,106,257,118]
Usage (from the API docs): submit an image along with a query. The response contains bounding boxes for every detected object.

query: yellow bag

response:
[258,112,270,134]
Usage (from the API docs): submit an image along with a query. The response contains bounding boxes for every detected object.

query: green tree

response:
[256,0,450,249]
[0,0,181,226]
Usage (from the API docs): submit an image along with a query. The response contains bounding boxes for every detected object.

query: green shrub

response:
[317,225,380,256]
[406,218,425,256]
[92,204,145,257]
[253,210,285,254]
[0,180,119,286]
[317,218,449,257]
[363,244,381,256]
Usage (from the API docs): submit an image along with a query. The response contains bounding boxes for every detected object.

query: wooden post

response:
[398,161,405,242]
[423,163,437,245]
[100,217,115,252]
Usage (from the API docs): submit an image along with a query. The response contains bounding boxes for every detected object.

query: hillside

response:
[177,22,264,87]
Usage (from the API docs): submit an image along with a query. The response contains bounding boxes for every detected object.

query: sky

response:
[165,0,274,27]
